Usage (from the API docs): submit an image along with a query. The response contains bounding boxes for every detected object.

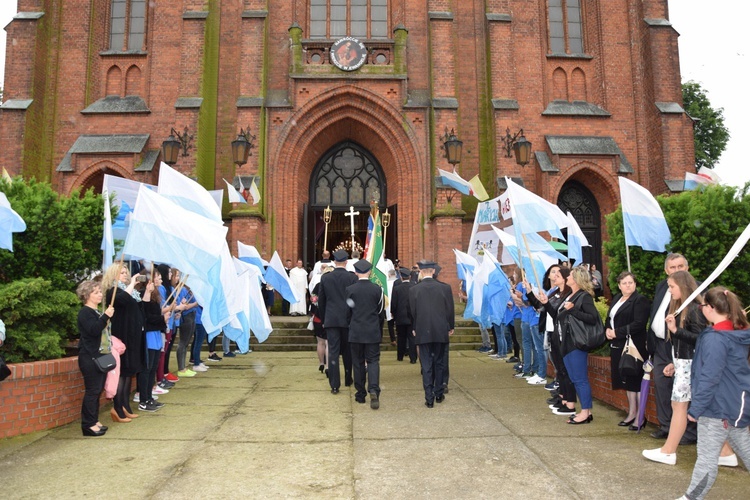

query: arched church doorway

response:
[557,180,602,269]
[304,141,395,266]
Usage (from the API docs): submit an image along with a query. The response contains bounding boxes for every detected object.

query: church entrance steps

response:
[239,316,484,352]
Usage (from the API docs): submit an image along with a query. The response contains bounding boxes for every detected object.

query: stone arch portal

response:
[268,85,425,268]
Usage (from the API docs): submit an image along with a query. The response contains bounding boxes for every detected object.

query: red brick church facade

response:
[1,0,694,289]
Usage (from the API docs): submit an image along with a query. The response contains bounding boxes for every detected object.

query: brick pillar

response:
[228,210,266,256]
[431,188,466,299]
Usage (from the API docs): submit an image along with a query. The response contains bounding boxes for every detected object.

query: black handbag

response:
[564,294,606,352]
[93,352,116,373]
[0,355,11,381]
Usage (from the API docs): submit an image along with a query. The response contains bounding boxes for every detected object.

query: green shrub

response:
[0,177,103,291]
[603,184,750,303]
[0,278,79,363]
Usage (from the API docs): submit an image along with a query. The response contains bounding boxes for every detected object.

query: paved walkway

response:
[0,351,747,499]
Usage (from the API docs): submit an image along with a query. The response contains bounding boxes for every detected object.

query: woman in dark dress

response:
[604,271,651,429]
[102,263,145,422]
[76,280,114,436]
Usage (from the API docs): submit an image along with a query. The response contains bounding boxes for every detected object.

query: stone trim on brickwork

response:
[236,97,265,108]
[13,12,45,21]
[546,135,633,174]
[542,100,610,117]
[432,98,458,109]
[491,99,519,110]
[496,177,525,190]
[655,102,685,114]
[485,13,512,22]
[183,11,209,20]
[534,151,558,173]
[242,11,268,18]
[56,134,150,172]
[664,179,687,192]
[428,12,454,20]
[0,99,34,110]
[175,97,203,109]
[81,96,150,114]
[135,150,160,172]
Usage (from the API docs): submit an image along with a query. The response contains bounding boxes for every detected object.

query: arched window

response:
[110,0,147,51]
[548,0,583,54]
[309,0,389,39]
[310,142,386,208]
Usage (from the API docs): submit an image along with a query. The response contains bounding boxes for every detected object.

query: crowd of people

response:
[75,262,243,436]
[75,250,749,498]
[467,252,748,499]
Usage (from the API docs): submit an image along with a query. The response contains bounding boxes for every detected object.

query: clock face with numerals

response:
[330,37,367,71]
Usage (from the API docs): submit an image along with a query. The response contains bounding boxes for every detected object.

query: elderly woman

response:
[102,263,145,422]
[76,280,114,436]
[605,271,651,429]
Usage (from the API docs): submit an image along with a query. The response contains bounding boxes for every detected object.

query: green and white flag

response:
[368,213,389,307]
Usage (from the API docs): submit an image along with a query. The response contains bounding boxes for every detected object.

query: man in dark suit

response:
[647,253,697,444]
[391,267,416,362]
[409,260,454,408]
[346,260,385,409]
[318,249,358,394]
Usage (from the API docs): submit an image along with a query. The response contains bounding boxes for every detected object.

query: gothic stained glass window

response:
[548,0,583,54]
[309,0,389,39]
[310,142,386,208]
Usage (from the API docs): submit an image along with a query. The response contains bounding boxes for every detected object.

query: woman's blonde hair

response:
[101,263,128,293]
[570,266,594,296]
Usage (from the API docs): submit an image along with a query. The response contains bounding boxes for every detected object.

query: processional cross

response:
[344,205,360,252]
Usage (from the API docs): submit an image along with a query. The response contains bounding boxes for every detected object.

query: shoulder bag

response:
[93,321,117,373]
[618,332,644,378]
[565,294,606,352]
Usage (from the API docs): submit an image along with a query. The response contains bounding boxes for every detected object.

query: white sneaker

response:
[642,448,676,465]
[528,375,547,385]
[153,386,169,395]
[193,364,208,372]
[718,454,738,467]
[199,363,209,370]
[133,392,140,402]
[488,354,502,359]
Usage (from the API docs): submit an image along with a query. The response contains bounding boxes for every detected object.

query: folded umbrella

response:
[636,359,653,432]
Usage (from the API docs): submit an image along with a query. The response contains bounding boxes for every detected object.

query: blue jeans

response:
[529,324,546,377]
[192,323,207,365]
[492,324,507,357]
[521,321,533,373]
[563,349,592,409]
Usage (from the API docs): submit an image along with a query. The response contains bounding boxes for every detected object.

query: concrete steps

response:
[246,316,483,352]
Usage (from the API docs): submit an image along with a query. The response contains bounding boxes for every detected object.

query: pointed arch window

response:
[110,0,147,51]
[309,0,389,39]
[548,0,583,54]
[310,142,386,208]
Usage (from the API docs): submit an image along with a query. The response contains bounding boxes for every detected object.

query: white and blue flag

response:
[619,177,671,252]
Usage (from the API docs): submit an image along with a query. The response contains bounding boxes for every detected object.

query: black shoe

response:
[443,385,449,394]
[410,359,417,364]
[567,414,593,425]
[370,393,380,410]
[345,377,353,387]
[630,420,647,431]
[506,356,520,363]
[549,389,559,398]
[435,395,445,403]
[547,396,561,405]
[355,397,366,404]
[397,357,403,361]
[82,426,106,437]
[425,401,434,408]
[650,429,669,439]
[679,437,697,446]
[618,418,636,427]
[138,401,160,412]
[331,388,339,394]
[319,364,325,373]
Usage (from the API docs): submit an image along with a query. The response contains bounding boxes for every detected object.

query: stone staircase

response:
[247,316,484,352]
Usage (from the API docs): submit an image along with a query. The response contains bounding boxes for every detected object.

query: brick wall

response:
[0,357,89,439]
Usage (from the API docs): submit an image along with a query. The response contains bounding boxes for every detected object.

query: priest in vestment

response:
[289,260,309,315]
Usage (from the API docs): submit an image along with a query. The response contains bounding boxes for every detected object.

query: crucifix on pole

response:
[344,205,360,252]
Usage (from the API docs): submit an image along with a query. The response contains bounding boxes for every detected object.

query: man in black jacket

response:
[346,260,385,409]
[409,260,454,407]
[391,267,416,362]
[647,253,697,444]
[318,249,358,394]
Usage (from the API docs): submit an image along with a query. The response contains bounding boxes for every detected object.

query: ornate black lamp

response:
[232,127,256,167]
[441,128,463,166]
[501,127,532,166]
[161,127,193,166]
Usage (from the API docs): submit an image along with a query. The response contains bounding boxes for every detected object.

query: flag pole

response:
[625,243,632,272]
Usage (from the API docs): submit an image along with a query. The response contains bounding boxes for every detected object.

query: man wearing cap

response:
[346,260,385,409]
[391,266,417,362]
[318,249,358,393]
[409,260,454,407]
